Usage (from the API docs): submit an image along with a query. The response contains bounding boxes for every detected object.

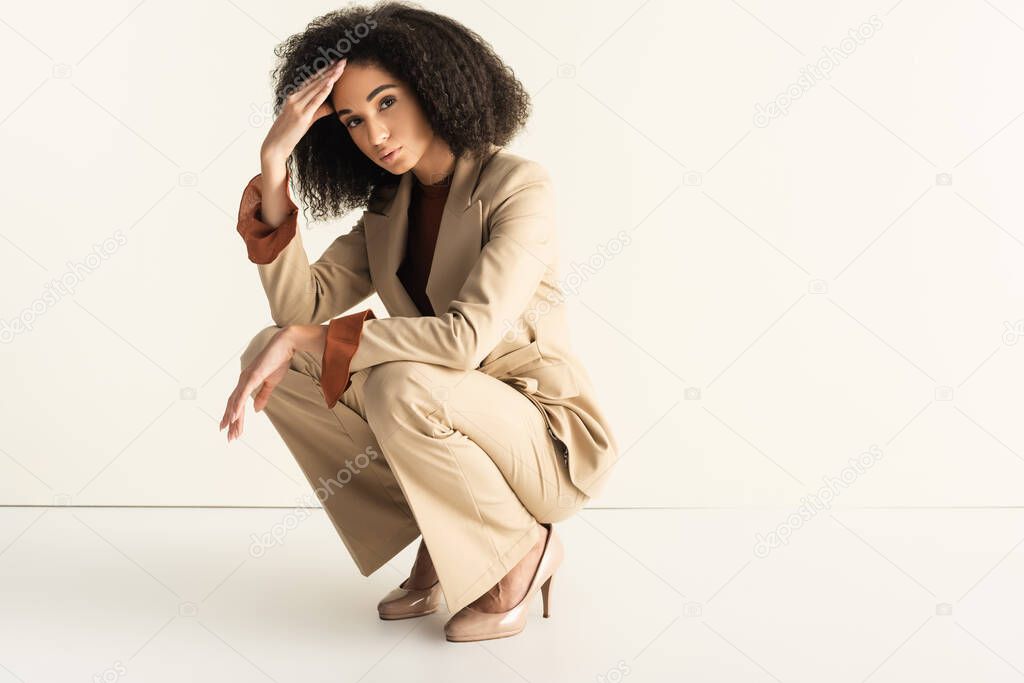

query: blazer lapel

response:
[364,145,498,317]
[364,171,418,317]
[424,148,490,316]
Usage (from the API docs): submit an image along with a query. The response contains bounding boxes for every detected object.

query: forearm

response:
[348,313,479,373]
[236,163,374,326]
[257,150,293,229]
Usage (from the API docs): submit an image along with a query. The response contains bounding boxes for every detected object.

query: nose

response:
[366,118,389,148]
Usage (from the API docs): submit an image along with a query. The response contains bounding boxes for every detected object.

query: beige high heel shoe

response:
[377,577,443,620]
[443,523,563,642]
[377,538,444,620]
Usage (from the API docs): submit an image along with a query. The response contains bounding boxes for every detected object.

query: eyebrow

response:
[336,84,398,116]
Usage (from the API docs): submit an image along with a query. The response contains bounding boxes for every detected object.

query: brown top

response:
[236,169,451,409]
[397,173,451,316]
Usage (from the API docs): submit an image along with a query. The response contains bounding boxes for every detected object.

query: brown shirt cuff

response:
[236,168,299,264]
[321,308,377,409]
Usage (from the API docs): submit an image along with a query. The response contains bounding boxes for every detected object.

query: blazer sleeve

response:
[236,169,299,264]
[347,159,555,375]
[236,169,375,327]
[320,308,375,409]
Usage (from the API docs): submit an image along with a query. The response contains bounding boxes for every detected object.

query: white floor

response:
[1,506,1022,682]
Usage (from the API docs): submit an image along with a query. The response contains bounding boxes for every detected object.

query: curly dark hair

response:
[268,0,531,222]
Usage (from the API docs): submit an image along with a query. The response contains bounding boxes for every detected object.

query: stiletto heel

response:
[444,522,565,642]
[541,574,553,618]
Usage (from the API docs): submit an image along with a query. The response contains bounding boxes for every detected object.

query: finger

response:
[294,59,346,107]
[255,374,282,412]
[220,386,242,430]
[306,77,343,121]
[296,68,343,114]
[221,389,241,426]
[253,383,272,413]
[219,399,233,431]
[231,374,261,424]
[313,99,336,122]
[290,60,341,99]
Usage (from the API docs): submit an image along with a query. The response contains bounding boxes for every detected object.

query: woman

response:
[219,1,618,642]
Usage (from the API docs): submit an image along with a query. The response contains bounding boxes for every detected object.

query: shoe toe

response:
[444,605,522,641]
[443,606,482,639]
[377,583,441,619]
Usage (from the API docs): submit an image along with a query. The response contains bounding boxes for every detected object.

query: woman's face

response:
[330,61,435,175]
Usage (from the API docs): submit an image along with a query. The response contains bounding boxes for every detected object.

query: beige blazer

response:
[254,143,618,499]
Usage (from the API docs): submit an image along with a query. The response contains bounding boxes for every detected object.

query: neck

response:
[411,137,456,186]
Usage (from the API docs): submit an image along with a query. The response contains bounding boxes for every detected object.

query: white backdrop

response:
[2,0,1023,511]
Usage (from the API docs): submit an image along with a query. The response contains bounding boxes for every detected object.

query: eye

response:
[344,95,397,129]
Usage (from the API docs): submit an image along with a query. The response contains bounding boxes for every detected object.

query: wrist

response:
[260,145,288,170]
[282,324,328,357]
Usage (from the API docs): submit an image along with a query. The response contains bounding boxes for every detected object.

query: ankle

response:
[404,538,438,590]
[470,524,548,613]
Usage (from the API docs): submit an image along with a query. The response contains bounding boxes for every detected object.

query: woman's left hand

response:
[220,327,296,441]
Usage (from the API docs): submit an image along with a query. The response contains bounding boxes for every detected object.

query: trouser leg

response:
[242,325,588,615]
[355,359,589,616]
[240,326,420,577]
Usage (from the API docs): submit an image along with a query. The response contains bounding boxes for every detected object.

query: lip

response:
[379,146,402,162]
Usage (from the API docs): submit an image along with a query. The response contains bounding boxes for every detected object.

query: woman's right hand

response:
[260,58,348,163]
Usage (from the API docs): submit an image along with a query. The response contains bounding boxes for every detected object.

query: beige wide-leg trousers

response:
[241,325,589,616]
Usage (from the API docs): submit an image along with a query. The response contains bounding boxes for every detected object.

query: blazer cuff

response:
[321,308,377,409]
[236,167,299,264]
